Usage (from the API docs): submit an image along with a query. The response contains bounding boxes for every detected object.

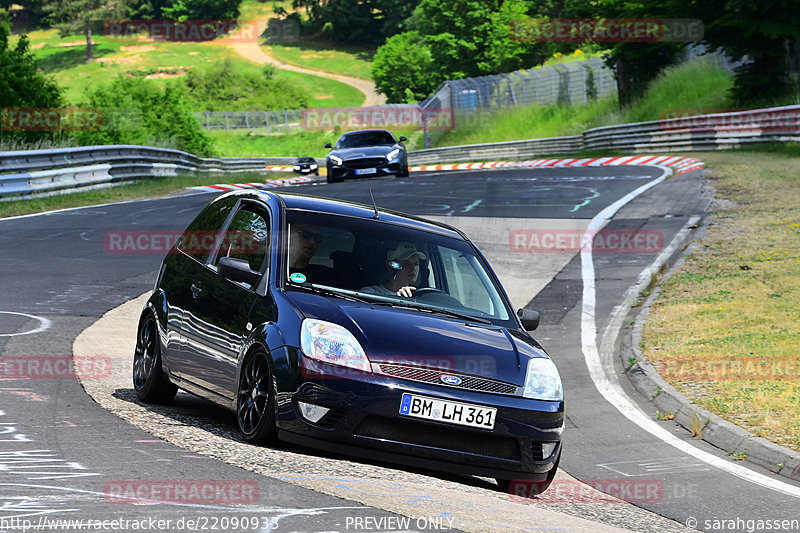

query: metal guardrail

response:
[409,105,800,165]
[3,106,798,198]
[0,145,292,199]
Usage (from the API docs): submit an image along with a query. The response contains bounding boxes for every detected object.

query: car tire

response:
[495,449,560,497]
[236,349,278,444]
[326,163,342,183]
[132,312,178,404]
[397,157,409,177]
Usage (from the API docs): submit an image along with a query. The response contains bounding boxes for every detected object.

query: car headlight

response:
[310,163,318,170]
[522,357,563,401]
[292,165,300,170]
[300,318,370,372]
[386,148,400,160]
[329,155,343,166]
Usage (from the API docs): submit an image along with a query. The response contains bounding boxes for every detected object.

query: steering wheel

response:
[412,287,446,297]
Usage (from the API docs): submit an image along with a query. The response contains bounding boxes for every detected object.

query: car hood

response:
[329,146,397,159]
[286,290,546,385]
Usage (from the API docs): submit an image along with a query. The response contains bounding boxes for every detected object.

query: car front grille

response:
[344,157,386,169]
[354,415,520,461]
[374,363,519,395]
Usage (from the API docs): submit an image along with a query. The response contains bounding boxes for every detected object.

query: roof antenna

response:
[368,188,380,219]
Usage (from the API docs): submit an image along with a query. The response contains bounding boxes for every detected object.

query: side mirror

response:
[398,136,407,142]
[517,308,541,331]
[324,142,332,149]
[218,257,260,286]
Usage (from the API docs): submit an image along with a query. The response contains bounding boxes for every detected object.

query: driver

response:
[361,242,425,297]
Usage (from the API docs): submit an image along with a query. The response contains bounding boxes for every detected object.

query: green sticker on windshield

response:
[290,272,307,283]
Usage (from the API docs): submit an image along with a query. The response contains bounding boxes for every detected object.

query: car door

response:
[160,196,238,377]
[179,201,271,400]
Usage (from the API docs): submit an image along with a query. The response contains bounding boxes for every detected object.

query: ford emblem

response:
[440,375,462,385]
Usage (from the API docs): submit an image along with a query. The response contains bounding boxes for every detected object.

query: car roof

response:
[217,190,465,240]
[339,129,394,136]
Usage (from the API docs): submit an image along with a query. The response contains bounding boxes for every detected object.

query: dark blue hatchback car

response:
[133,190,564,491]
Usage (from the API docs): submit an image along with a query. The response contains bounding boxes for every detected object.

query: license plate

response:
[355,168,376,175]
[399,393,496,430]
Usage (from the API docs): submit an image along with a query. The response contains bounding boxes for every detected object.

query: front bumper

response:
[327,160,402,179]
[273,351,564,480]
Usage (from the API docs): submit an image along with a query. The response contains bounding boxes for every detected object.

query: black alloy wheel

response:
[132,313,177,403]
[237,350,278,444]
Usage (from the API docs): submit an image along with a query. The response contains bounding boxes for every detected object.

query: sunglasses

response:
[299,230,323,243]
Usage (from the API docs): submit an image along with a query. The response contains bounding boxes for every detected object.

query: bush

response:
[182,58,311,111]
[75,76,215,156]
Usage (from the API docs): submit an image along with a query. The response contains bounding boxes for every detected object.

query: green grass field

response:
[207,127,421,158]
[264,38,375,80]
[15,23,362,109]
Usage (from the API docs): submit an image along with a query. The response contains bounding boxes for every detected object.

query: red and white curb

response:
[191,156,703,192]
[410,155,704,176]
[190,175,316,193]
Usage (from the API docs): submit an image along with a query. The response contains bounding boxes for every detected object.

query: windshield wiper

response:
[289,282,370,303]
[379,301,492,325]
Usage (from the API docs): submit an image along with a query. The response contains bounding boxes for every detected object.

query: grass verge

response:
[641,147,800,452]
[208,128,420,157]
[433,57,734,147]
[0,171,282,219]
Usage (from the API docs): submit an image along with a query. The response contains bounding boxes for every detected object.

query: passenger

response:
[288,224,335,285]
[361,242,425,297]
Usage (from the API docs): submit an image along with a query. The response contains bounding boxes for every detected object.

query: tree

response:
[161,0,242,21]
[125,0,174,19]
[372,31,437,103]
[42,0,129,61]
[0,19,63,141]
[672,0,800,105]
[409,0,547,79]
[295,0,421,46]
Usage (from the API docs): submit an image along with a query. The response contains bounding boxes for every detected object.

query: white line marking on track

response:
[0,312,51,337]
[580,166,800,499]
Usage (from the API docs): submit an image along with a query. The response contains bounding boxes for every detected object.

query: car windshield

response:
[284,209,514,326]
[296,157,315,163]
[335,131,396,148]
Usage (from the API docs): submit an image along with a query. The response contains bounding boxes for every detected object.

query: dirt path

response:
[229,18,386,106]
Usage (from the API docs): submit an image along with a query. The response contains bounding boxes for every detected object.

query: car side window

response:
[214,205,269,274]
[176,197,237,262]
